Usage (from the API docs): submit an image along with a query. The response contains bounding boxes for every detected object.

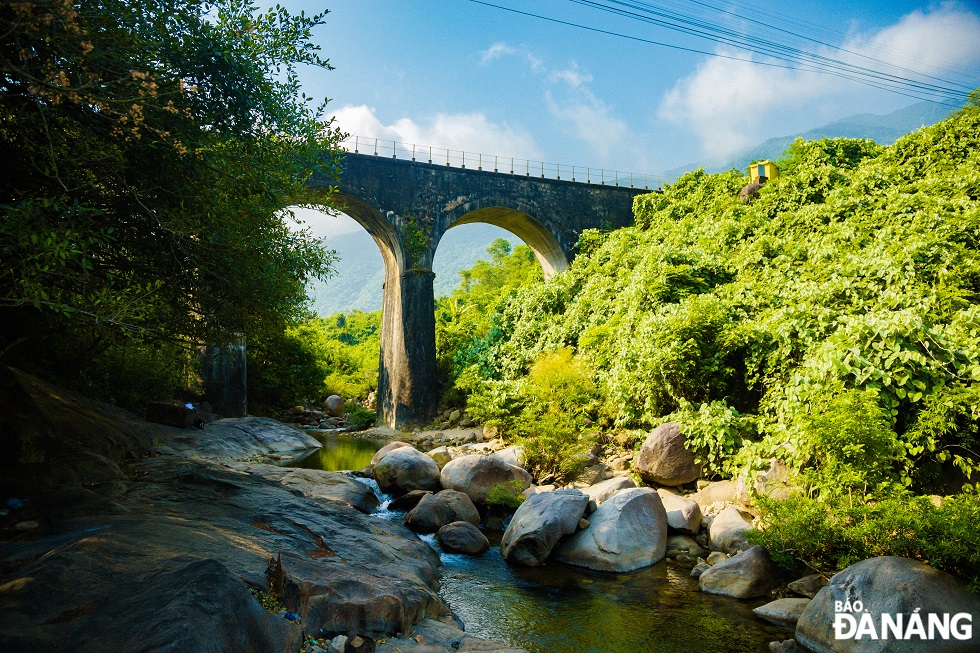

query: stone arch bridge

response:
[306,149,648,428]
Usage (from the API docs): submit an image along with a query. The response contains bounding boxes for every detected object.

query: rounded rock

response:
[440,454,532,505]
[437,521,490,555]
[323,395,346,417]
[405,489,480,534]
[373,446,441,496]
[555,487,668,572]
[633,422,701,486]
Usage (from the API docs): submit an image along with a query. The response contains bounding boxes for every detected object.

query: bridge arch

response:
[443,199,568,278]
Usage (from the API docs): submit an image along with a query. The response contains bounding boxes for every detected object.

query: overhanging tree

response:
[0,0,342,360]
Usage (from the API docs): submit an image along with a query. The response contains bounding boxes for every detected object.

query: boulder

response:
[500,489,589,566]
[633,422,701,486]
[795,556,980,653]
[324,395,346,417]
[657,489,702,534]
[371,441,412,465]
[786,574,827,599]
[690,560,710,580]
[698,545,781,598]
[666,534,709,559]
[405,490,480,534]
[223,463,382,515]
[373,447,441,496]
[607,455,632,472]
[388,490,432,512]
[554,487,668,572]
[491,445,524,467]
[426,446,452,469]
[583,476,636,504]
[709,505,753,553]
[574,463,612,487]
[691,480,742,509]
[753,598,810,628]
[437,521,490,555]
[440,455,532,504]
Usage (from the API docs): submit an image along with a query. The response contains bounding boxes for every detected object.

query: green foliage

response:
[443,97,980,584]
[464,348,600,480]
[436,239,542,401]
[485,479,527,510]
[345,399,377,430]
[248,310,380,414]
[403,214,430,269]
[516,412,597,481]
[903,383,980,490]
[749,489,980,590]
[665,400,757,478]
[454,99,980,497]
[790,388,904,497]
[1,0,341,403]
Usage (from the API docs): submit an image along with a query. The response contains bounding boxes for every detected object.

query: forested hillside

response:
[450,95,980,584]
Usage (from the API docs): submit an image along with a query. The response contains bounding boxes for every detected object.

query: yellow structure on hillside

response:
[749,160,780,184]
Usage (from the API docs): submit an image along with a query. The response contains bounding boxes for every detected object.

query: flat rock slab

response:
[0,456,443,652]
[753,598,810,628]
[227,463,379,514]
[161,417,323,461]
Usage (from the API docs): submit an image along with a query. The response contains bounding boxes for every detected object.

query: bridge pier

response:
[378,267,439,427]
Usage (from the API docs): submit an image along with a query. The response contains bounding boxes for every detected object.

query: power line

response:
[591,0,977,94]
[463,0,972,107]
[569,0,967,101]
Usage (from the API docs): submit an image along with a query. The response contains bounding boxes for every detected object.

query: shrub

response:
[749,488,980,590]
[346,400,376,430]
[485,479,527,510]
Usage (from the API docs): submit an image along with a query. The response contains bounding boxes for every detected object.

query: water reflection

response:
[438,537,789,653]
[291,431,387,471]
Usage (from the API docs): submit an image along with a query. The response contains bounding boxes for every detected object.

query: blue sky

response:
[285,0,980,176]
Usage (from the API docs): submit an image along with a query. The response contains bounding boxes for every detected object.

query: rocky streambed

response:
[3,369,977,653]
[0,368,515,653]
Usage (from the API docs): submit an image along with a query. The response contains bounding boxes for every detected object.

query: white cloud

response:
[480,44,628,158]
[329,105,543,160]
[658,5,980,161]
[549,65,594,89]
[545,89,627,157]
[480,42,517,64]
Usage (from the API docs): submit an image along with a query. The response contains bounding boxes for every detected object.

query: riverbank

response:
[0,366,523,653]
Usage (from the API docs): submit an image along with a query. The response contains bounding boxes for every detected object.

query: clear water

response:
[291,431,388,471]
[294,434,790,653]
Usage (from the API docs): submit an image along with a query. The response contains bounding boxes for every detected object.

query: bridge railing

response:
[338,135,668,190]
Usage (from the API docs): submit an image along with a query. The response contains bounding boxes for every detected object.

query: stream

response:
[293,431,790,653]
